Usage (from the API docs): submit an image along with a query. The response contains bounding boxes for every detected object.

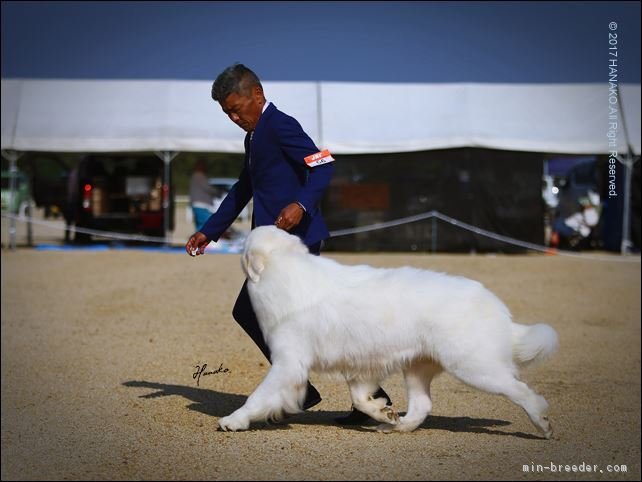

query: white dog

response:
[218,226,559,437]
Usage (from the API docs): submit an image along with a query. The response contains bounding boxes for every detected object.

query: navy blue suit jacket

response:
[199,103,334,246]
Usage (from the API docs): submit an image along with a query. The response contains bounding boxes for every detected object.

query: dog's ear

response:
[242,248,265,283]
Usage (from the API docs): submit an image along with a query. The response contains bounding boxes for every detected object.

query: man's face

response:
[220,87,264,132]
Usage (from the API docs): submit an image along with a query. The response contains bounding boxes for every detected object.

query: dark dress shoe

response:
[335,408,372,425]
[302,383,322,410]
[335,387,392,425]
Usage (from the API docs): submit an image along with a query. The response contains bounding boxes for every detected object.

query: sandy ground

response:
[1,209,641,480]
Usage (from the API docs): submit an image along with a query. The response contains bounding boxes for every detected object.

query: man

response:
[185,63,390,425]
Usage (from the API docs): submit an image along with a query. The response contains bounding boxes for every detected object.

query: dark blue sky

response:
[2,1,640,82]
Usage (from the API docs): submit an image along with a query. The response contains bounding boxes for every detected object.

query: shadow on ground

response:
[123,380,544,440]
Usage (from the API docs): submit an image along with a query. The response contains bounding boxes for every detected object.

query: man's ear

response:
[251,85,265,102]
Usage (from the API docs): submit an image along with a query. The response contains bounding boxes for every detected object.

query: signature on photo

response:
[192,363,230,386]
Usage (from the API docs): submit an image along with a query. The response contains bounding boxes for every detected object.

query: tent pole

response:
[154,151,178,247]
[2,150,22,250]
[615,87,637,255]
[431,216,437,253]
[620,154,633,255]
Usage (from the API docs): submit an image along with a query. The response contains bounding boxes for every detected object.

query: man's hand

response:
[185,231,210,257]
[275,203,305,231]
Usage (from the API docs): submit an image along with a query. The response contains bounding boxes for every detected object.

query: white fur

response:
[218,226,559,437]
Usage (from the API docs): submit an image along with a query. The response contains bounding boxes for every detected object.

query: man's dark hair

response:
[211,63,263,102]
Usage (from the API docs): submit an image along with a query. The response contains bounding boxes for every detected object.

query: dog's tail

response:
[511,322,559,368]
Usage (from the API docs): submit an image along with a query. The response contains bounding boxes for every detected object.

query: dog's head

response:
[241,226,309,282]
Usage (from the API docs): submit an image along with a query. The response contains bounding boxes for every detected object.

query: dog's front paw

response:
[218,413,250,432]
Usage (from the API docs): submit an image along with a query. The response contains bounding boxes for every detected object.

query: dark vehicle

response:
[70,154,174,242]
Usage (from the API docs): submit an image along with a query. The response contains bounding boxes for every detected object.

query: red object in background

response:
[340,183,390,211]
[82,184,92,211]
[141,212,163,230]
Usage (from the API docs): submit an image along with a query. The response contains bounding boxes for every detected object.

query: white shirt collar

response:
[251,102,269,138]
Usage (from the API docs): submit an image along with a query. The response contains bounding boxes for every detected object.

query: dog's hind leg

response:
[449,364,553,439]
[347,379,399,425]
[378,360,443,433]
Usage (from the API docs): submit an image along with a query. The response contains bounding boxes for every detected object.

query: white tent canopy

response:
[2,79,640,155]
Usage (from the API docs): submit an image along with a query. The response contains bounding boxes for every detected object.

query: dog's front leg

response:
[218,360,308,432]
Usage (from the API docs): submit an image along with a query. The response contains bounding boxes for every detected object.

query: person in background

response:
[189,159,219,231]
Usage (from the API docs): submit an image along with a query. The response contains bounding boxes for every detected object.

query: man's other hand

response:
[275,203,305,231]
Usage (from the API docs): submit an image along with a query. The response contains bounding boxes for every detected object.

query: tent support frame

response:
[154,150,179,247]
[1,149,24,250]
